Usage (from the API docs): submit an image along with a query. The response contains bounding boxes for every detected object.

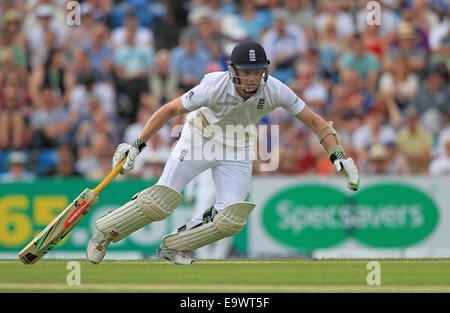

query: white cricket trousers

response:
[156,124,253,230]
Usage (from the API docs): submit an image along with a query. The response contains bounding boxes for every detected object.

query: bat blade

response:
[19,188,99,265]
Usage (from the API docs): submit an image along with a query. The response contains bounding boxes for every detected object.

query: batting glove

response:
[331,153,360,191]
[112,139,146,174]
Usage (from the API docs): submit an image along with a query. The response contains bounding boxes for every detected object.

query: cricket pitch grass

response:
[1,258,450,293]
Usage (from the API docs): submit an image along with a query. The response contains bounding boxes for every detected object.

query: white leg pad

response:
[96,185,184,242]
[162,202,255,252]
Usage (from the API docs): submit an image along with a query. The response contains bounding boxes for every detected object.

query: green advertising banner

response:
[250,177,448,258]
[0,179,199,258]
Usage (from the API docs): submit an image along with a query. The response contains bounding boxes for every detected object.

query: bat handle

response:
[92,158,126,196]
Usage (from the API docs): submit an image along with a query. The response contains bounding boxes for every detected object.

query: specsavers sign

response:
[250,177,446,258]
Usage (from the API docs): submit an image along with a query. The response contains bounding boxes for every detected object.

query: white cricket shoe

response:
[157,243,195,265]
[86,231,112,264]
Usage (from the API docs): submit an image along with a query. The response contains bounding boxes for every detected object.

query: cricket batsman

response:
[87,40,359,265]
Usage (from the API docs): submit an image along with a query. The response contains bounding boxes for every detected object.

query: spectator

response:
[378,55,419,113]
[366,144,391,174]
[153,0,188,50]
[0,151,35,182]
[171,31,211,92]
[361,24,386,62]
[29,48,74,106]
[111,9,154,49]
[75,132,115,180]
[428,12,449,67]
[413,64,450,137]
[352,105,397,167]
[0,9,27,75]
[29,87,71,149]
[74,106,120,153]
[337,69,373,116]
[279,0,315,30]
[288,61,328,115]
[0,75,29,150]
[81,22,114,82]
[68,72,116,126]
[26,3,65,67]
[356,0,399,38]
[317,17,344,76]
[396,107,433,174]
[113,25,153,122]
[261,9,307,83]
[148,49,181,105]
[430,137,450,175]
[387,22,427,75]
[44,144,81,177]
[229,1,269,41]
[63,2,96,56]
[315,0,355,39]
[339,33,380,93]
[184,7,227,69]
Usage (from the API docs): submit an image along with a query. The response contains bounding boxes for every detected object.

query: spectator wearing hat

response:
[0,10,28,84]
[1,9,27,55]
[387,22,427,74]
[396,107,433,174]
[26,3,66,67]
[0,151,35,182]
[366,144,390,174]
[183,6,227,69]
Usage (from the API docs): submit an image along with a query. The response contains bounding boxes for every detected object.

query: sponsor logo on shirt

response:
[257,98,265,109]
[216,101,239,106]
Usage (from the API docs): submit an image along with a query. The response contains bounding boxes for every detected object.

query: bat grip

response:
[92,158,126,196]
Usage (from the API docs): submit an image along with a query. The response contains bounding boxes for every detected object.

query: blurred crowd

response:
[0,0,449,182]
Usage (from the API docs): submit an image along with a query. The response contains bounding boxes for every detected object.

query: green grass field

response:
[2,258,450,293]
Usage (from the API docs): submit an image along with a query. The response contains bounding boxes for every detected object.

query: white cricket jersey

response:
[181,71,305,149]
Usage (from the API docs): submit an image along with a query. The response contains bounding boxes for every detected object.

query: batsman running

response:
[87,41,360,265]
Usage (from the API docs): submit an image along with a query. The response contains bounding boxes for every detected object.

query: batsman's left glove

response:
[331,153,360,191]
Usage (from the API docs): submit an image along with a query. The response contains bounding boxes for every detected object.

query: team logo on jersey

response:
[257,98,265,109]
[249,49,256,62]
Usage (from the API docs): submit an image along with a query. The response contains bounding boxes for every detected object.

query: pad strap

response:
[316,121,345,158]
[162,202,255,252]
[96,185,183,242]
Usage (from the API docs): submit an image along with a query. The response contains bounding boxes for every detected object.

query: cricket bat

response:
[19,158,126,265]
